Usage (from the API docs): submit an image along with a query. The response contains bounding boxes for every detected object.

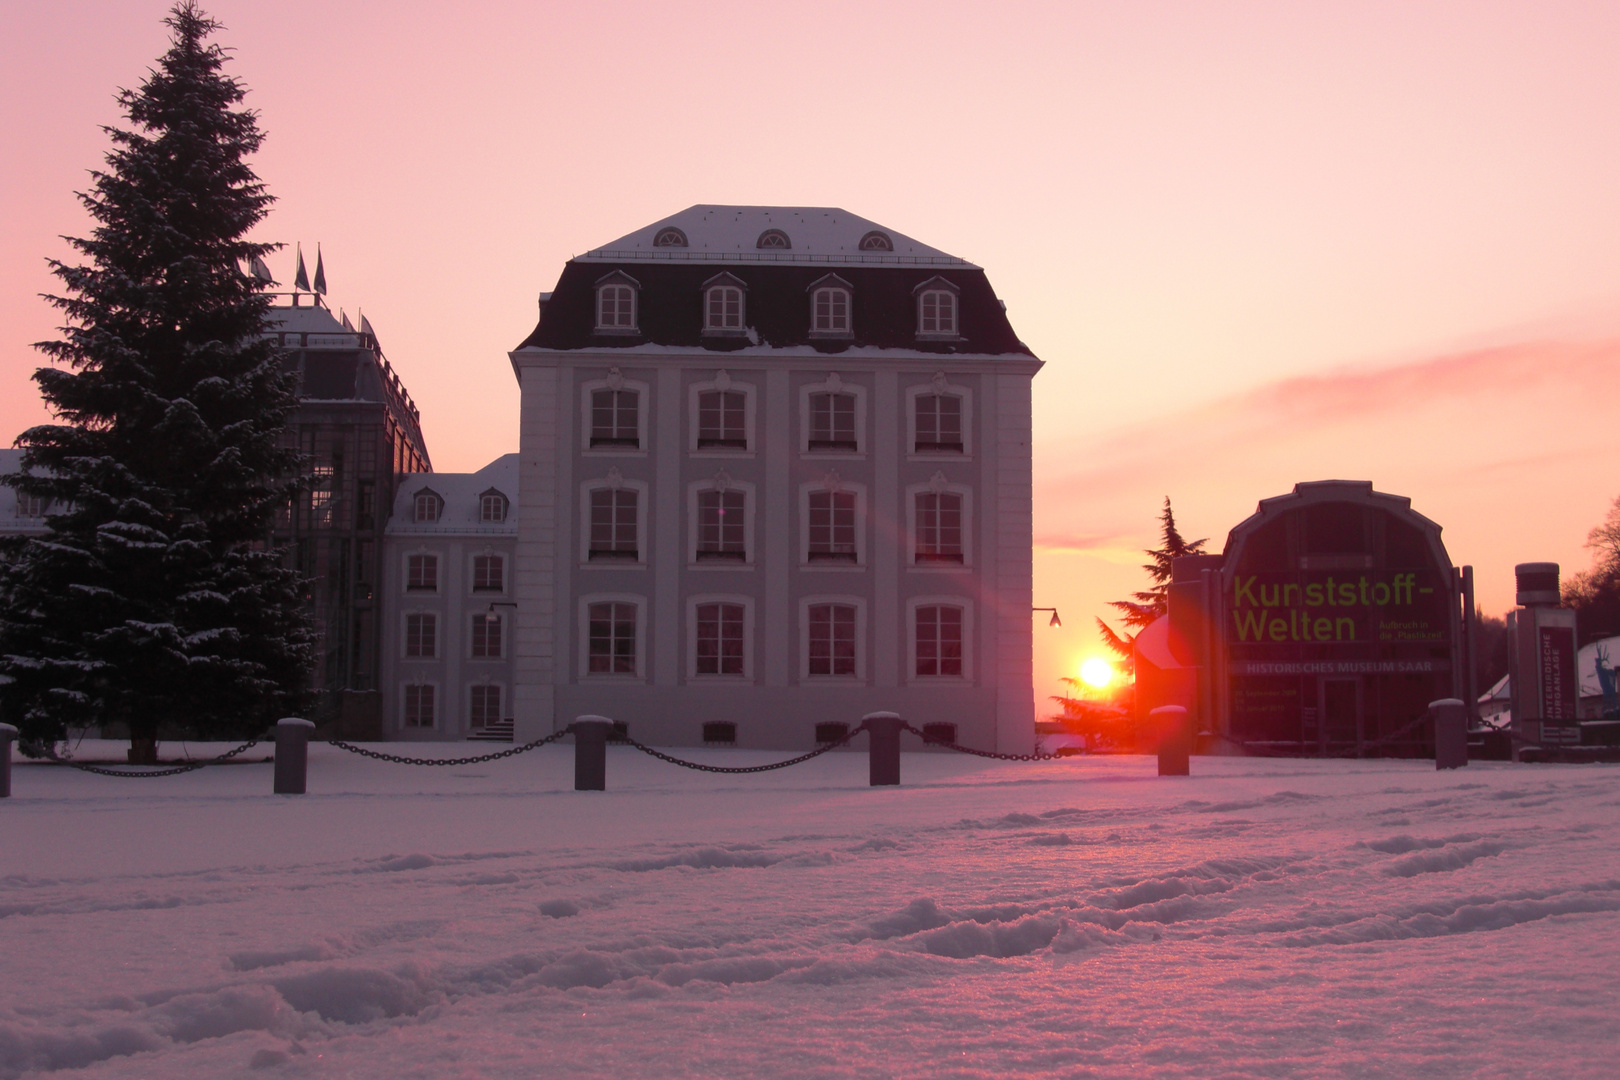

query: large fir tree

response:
[1097,498,1208,665]
[0,2,312,762]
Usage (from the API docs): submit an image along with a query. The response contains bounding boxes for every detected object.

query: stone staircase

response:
[467,719,514,743]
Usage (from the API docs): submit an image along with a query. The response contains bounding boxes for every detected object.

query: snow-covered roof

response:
[579,206,975,268]
[387,455,518,536]
[267,303,347,335]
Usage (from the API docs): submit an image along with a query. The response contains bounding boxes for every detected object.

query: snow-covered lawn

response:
[3,741,1618,1078]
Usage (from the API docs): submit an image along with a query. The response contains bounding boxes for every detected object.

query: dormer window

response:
[413,489,442,523]
[702,273,747,334]
[756,229,791,250]
[653,227,688,248]
[858,231,893,251]
[594,271,639,332]
[913,277,961,338]
[479,489,509,523]
[808,274,852,337]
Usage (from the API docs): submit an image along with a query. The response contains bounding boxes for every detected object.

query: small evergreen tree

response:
[1565,494,1620,645]
[1096,498,1208,666]
[0,2,312,762]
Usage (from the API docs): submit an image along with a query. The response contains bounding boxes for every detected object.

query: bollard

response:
[1152,706,1190,777]
[864,712,903,787]
[1431,698,1468,771]
[273,718,316,795]
[573,715,613,791]
[0,724,17,799]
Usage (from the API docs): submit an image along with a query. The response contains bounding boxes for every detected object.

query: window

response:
[472,554,504,592]
[413,489,442,523]
[695,602,745,675]
[469,684,502,729]
[311,465,335,528]
[702,721,737,744]
[405,613,437,658]
[706,286,744,330]
[597,285,635,330]
[590,389,639,448]
[479,490,508,523]
[858,231,893,251]
[696,489,746,562]
[815,722,850,744]
[808,393,856,450]
[17,494,46,518]
[470,613,503,658]
[356,481,375,528]
[915,605,964,677]
[588,488,638,560]
[915,394,963,452]
[921,722,958,745]
[756,229,791,249]
[403,684,436,728]
[812,287,850,334]
[587,601,637,674]
[653,227,688,248]
[918,290,956,335]
[915,492,964,563]
[406,554,438,592]
[697,390,747,448]
[807,603,857,676]
[807,490,857,563]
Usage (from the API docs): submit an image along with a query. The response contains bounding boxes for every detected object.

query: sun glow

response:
[1079,657,1114,689]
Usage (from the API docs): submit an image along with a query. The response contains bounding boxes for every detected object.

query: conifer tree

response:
[0,2,312,762]
[1097,498,1208,664]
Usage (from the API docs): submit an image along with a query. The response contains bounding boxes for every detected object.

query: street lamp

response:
[1032,607,1061,627]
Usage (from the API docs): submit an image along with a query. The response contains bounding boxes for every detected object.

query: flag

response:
[360,312,377,346]
[313,245,327,295]
[339,309,354,331]
[249,255,275,284]
[293,244,310,291]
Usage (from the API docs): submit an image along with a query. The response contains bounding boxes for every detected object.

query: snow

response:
[3,742,1619,1078]
[582,206,974,267]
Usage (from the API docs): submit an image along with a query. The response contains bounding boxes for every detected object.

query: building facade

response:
[507,206,1042,751]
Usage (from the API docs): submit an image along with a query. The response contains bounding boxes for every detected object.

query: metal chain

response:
[35,733,269,777]
[1212,709,1438,759]
[900,722,1063,761]
[620,722,868,773]
[328,726,572,766]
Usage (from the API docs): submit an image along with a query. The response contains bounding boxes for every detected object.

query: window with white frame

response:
[915,394,964,452]
[413,489,442,523]
[697,390,747,448]
[588,487,639,560]
[596,283,636,330]
[405,613,437,658]
[808,392,857,451]
[479,490,508,523]
[470,612,503,658]
[653,227,688,248]
[915,605,965,677]
[468,684,502,728]
[696,489,746,561]
[808,490,857,563]
[915,491,964,563]
[756,229,791,249]
[406,554,438,592]
[589,388,640,448]
[472,554,504,592]
[810,283,851,335]
[703,274,747,332]
[403,683,436,728]
[694,602,745,676]
[918,289,957,336]
[587,601,637,674]
[16,494,46,518]
[858,230,893,251]
[807,603,858,677]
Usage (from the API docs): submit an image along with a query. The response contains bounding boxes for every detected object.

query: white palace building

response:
[380,206,1043,751]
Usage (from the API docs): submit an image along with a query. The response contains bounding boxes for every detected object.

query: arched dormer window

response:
[807,273,853,338]
[702,272,747,334]
[479,488,509,523]
[913,276,961,338]
[594,271,640,333]
[858,230,893,252]
[756,229,791,250]
[413,488,443,523]
[653,227,688,248]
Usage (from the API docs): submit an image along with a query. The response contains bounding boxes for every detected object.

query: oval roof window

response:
[653,227,688,248]
[756,229,791,250]
[858,230,893,251]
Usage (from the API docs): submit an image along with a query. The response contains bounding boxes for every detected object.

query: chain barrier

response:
[1211,709,1437,759]
[328,726,574,767]
[900,722,1063,761]
[32,732,269,777]
[619,722,868,773]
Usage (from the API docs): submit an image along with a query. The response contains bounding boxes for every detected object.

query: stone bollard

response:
[0,723,17,799]
[864,712,903,787]
[273,718,316,795]
[1152,706,1191,777]
[573,716,613,792]
[1431,698,1468,771]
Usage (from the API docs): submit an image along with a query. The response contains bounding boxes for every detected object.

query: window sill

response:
[689,673,751,683]
[908,451,972,463]
[690,448,755,459]
[581,448,647,458]
[688,562,755,572]
[581,673,645,683]
[592,327,641,337]
[907,675,970,685]
[701,328,749,338]
[800,450,864,461]
[580,560,646,571]
[907,564,974,574]
[914,333,964,343]
[800,562,865,573]
[808,330,853,341]
[800,675,866,685]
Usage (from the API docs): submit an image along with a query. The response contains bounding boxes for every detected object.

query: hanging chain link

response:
[328,726,573,766]
[900,722,1063,761]
[1212,709,1438,759]
[36,732,270,777]
[619,722,868,773]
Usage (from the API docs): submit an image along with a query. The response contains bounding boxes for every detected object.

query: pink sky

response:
[4,1,1620,710]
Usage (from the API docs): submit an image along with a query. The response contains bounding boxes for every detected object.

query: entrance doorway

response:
[1319,678,1361,754]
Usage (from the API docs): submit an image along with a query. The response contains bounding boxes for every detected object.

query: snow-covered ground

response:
[3,740,1619,1078]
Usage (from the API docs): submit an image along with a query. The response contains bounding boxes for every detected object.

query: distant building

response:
[505,206,1043,751]
[0,449,51,540]
[378,455,519,740]
[267,295,431,730]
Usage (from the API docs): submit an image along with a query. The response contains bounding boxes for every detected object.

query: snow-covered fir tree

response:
[0,2,312,762]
